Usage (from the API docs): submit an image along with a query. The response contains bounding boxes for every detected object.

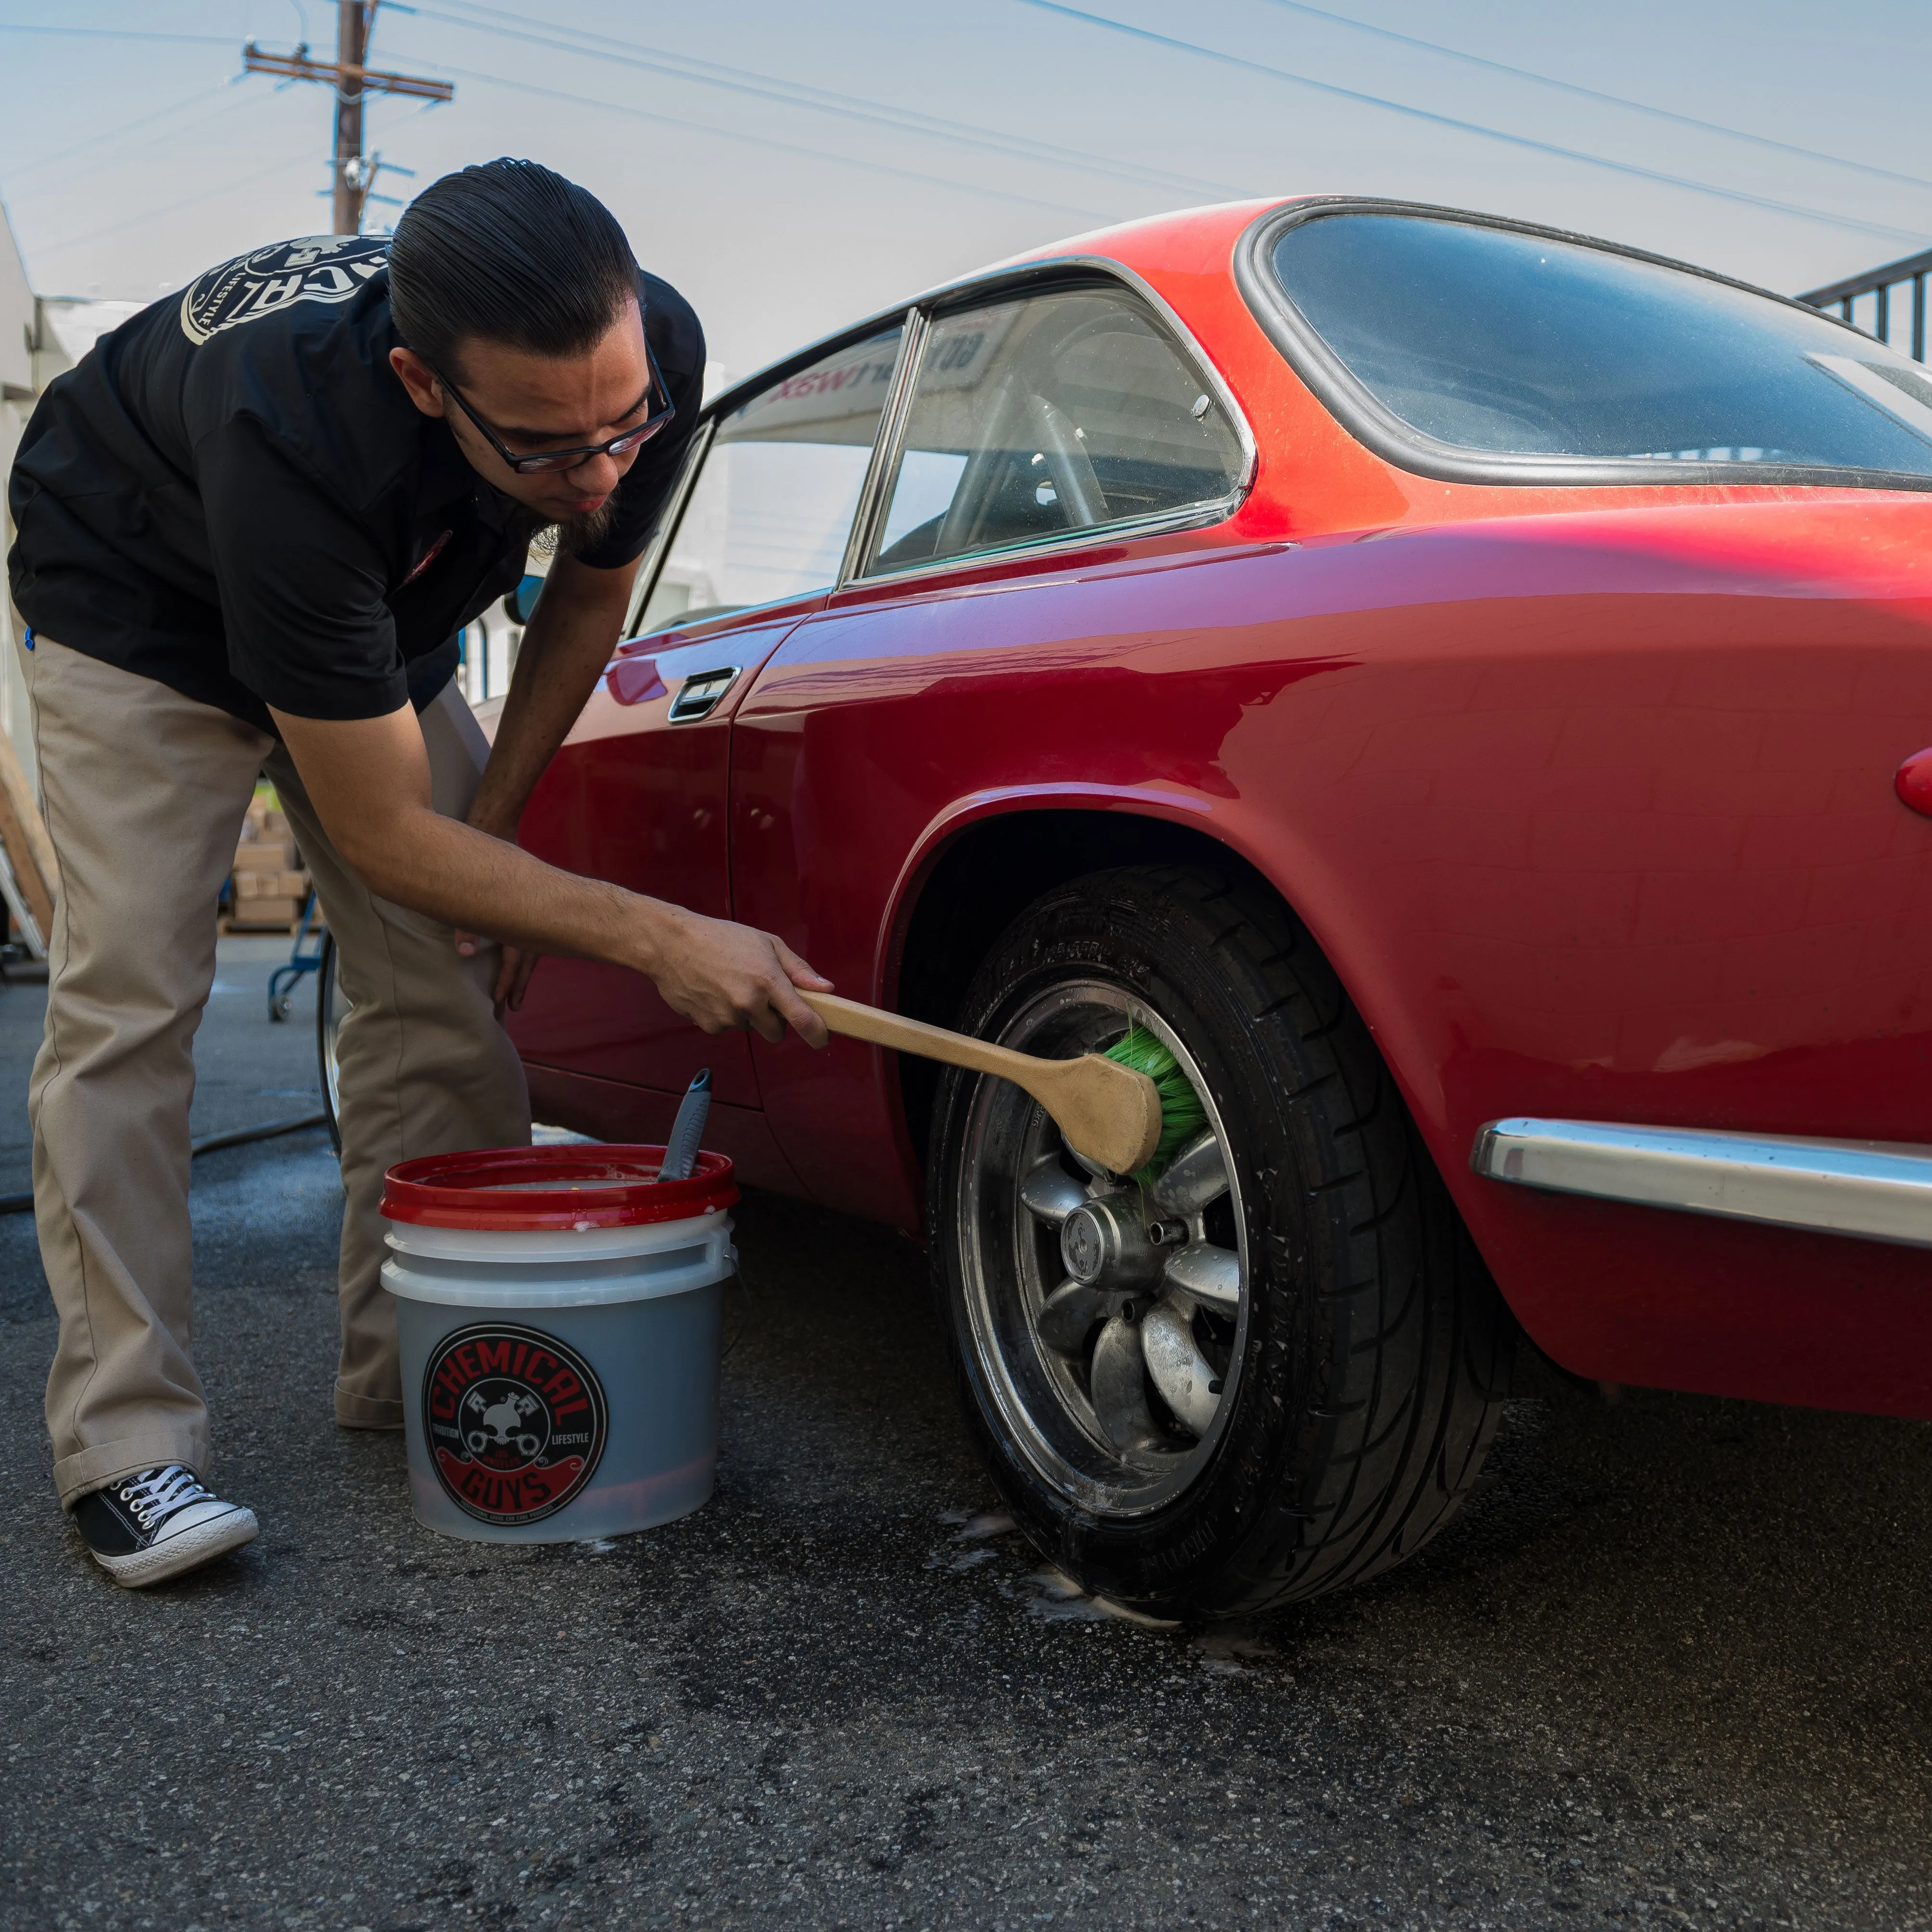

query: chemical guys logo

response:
[423,1323,608,1526]
[178,235,388,345]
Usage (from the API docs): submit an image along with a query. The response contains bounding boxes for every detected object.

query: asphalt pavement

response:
[0,941,1928,1932]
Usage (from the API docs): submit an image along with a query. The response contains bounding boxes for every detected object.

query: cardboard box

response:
[226,897,303,928]
[234,870,308,900]
[232,841,297,874]
[239,798,291,839]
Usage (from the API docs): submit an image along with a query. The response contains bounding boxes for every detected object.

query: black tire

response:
[928,864,1514,1619]
[316,930,344,1157]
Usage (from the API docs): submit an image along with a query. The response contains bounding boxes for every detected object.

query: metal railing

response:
[1799,248,1932,362]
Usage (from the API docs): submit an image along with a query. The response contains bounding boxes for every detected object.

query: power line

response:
[431,60,1111,222]
[25,152,319,261]
[0,25,236,45]
[9,12,1106,262]
[412,0,1240,200]
[402,0,1250,204]
[4,79,264,192]
[1018,1,1932,246]
[1251,0,1932,197]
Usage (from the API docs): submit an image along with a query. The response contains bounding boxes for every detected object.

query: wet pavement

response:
[0,941,1928,1931]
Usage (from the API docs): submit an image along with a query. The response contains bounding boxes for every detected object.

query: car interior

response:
[870,286,1244,572]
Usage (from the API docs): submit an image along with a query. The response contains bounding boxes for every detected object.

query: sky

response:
[2,0,1930,383]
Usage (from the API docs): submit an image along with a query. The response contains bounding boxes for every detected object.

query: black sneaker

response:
[70,1466,259,1588]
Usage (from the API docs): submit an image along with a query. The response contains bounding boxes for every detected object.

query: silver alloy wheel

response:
[953,979,1248,1517]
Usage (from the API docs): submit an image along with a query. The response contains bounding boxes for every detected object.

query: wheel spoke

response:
[1140,1299,1220,1435]
[1150,1129,1229,1217]
[953,975,1246,1509]
[1161,1241,1241,1309]
[1089,1313,1158,1449]
[1019,1160,1090,1228]
[1037,1278,1115,1353]
[1067,1144,1112,1184]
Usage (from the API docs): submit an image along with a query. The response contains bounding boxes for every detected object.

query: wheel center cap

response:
[1059,1197,1161,1289]
[1061,1205,1109,1284]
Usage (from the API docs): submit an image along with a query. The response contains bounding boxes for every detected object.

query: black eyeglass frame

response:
[431,340,677,475]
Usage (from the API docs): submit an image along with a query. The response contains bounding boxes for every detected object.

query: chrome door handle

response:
[666,665,742,723]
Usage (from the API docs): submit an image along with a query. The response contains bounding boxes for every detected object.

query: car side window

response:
[863,287,1245,576]
[632,328,902,636]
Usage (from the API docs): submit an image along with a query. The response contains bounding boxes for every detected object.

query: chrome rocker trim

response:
[1471,1117,1932,1249]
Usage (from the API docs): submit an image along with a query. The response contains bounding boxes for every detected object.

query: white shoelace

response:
[118,1464,216,1531]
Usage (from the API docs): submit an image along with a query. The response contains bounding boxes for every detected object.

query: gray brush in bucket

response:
[659,1069,711,1182]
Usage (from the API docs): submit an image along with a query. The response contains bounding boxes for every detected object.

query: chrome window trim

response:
[685,256,1257,601]
[1234,195,1932,495]
[625,322,912,642]
[847,495,1246,593]
[963,258,1258,497]
[839,311,929,586]
[1472,1116,1932,1249]
[621,417,716,639]
[835,261,1257,591]
[706,254,1256,458]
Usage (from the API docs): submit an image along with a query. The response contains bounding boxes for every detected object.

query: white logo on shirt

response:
[178,236,389,345]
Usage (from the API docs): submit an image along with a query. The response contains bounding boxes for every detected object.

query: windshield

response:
[1266,212,1932,479]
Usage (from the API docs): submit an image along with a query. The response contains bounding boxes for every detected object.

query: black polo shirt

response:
[6,234,704,732]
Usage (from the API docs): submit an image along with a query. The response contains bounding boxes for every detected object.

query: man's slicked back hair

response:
[388,158,638,376]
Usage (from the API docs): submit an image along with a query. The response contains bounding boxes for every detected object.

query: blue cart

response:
[267,890,327,1021]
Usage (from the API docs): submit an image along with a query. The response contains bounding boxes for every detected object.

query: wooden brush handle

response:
[797,990,1163,1176]
[800,992,1043,1083]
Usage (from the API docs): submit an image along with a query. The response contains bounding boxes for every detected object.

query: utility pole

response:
[242,3,452,236]
[331,0,368,237]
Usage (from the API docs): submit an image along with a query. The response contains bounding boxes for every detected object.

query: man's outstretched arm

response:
[270,698,832,1046]
[451,549,639,1006]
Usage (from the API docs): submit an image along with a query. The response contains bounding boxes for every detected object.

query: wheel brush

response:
[1099,1026,1207,1184]
[798,993,1202,1179]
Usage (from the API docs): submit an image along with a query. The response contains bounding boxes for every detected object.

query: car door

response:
[508,325,906,1109]
[729,280,1253,1217]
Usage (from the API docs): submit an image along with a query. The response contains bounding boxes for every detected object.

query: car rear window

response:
[1265,212,1932,481]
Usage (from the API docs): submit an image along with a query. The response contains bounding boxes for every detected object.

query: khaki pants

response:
[26,636,530,1506]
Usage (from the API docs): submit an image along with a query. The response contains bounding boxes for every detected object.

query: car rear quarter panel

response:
[734,495,1932,1419]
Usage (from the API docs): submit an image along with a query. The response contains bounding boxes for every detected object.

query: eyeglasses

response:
[431,341,677,476]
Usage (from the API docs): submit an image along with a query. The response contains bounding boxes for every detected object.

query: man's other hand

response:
[455,811,541,1015]
[453,932,542,1016]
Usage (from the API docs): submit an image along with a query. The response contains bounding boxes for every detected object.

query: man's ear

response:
[389,345,446,418]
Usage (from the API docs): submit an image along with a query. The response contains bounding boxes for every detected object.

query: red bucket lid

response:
[381,1144,737,1232]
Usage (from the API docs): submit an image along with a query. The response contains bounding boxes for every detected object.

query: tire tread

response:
[930,861,1514,1619]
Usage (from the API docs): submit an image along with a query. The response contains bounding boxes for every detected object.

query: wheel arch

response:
[882,792,1421,1183]
[916,836,1519,1614]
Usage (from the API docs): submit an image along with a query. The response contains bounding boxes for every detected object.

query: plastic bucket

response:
[380,1145,738,1544]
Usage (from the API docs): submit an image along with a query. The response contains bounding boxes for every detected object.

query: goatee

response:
[555,494,620,556]
[518,494,620,564]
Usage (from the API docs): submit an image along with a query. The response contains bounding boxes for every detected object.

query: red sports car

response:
[395,196,1932,1617]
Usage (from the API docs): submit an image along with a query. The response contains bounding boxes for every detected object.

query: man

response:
[6,158,830,1589]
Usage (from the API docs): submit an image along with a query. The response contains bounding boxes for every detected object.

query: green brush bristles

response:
[1102,1026,1208,1184]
